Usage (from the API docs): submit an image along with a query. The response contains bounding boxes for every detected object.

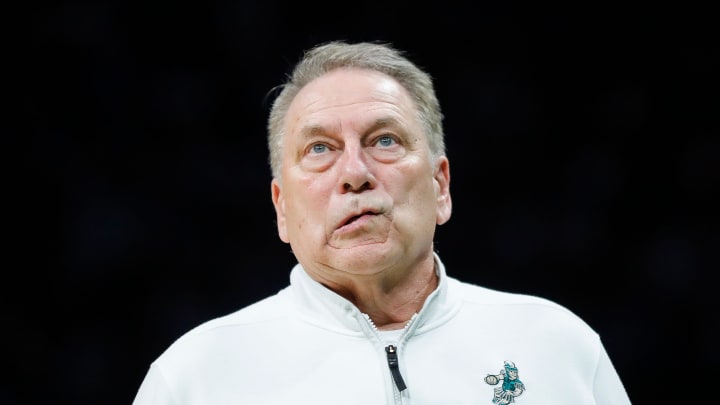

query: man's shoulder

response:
[200,289,289,333]
[453,278,561,307]
[191,286,293,333]
[154,286,293,362]
[449,277,592,329]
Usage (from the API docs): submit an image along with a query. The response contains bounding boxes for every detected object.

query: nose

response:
[337,146,376,193]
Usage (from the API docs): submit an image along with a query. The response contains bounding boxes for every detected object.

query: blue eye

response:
[311,144,327,154]
[377,136,395,147]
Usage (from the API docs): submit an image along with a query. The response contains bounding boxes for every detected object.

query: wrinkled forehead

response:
[284,68,420,135]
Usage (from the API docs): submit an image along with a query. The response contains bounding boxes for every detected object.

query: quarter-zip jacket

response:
[133,254,631,404]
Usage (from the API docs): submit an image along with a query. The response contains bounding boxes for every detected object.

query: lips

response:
[337,208,380,230]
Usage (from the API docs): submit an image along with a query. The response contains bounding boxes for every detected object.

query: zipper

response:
[361,312,417,395]
[385,345,407,391]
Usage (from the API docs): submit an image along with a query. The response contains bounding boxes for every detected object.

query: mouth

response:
[338,209,381,229]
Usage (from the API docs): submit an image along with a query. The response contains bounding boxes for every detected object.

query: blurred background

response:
[13,1,717,403]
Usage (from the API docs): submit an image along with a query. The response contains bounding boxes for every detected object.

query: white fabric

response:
[377,328,405,344]
[133,254,631,404]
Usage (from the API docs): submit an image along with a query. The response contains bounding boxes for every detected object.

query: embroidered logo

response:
[484,360,525,404]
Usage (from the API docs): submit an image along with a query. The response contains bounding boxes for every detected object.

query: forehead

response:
[285,68,418,131]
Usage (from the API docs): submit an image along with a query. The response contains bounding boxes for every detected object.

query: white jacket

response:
[133,254,631,404]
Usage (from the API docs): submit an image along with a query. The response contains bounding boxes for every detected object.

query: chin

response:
[324,243,400,273]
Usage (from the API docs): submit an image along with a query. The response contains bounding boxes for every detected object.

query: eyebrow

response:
[298,124,329,139]
[366,117,403,134]
[297,117,404,139]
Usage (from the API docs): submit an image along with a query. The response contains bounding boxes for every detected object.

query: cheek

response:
[396,164,437,203]
[284,177,331,227]
[390,171,438,224]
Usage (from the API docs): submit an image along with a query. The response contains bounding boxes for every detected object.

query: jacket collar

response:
[288,253,462,337]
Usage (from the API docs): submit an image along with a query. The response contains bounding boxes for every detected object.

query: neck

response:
[319,253,439,331]
[361,267,438,330]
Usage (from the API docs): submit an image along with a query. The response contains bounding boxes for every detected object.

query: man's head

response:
[267,41,451,281]
[268,41,445,180]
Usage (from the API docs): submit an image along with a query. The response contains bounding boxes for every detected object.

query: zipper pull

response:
[385,345,407,391]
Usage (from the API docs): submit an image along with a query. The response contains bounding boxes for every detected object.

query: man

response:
[132,41,631,404]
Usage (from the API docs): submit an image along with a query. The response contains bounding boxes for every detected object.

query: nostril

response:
[343,181,371,193]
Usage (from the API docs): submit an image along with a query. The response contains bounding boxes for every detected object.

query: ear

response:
[271,178,290,243]
[433,156,452,225]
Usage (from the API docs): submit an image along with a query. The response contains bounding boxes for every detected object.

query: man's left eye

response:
[377,136,395,147]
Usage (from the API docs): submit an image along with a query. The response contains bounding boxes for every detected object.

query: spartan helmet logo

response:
[484,360,525,404]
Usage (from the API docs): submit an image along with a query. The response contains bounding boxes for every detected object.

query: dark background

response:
[13,1,717,404]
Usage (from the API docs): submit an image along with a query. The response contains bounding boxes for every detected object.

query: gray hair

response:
[266,40,445,179]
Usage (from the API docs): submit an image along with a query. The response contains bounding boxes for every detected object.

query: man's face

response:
[271,68,451,278]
